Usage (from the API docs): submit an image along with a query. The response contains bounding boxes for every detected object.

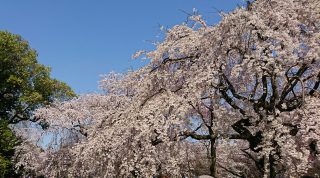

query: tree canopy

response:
[0,121,17,177]
[0,31,76,123]
[0,31,75,177]
[13,0,320,177]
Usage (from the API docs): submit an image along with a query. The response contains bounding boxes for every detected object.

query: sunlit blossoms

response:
[15,0,320,177]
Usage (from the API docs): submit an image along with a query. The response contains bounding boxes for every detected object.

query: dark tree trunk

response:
[269,154,277,178]
[209,135,217,177]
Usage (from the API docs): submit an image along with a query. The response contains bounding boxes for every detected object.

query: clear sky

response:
[0,0,244,94]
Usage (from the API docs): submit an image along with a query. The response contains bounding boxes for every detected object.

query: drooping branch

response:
[280,64,308,102]
[241,149,264,173]
[219,88,246,115]
[150,55,198,73]
[278,76,306,112]
[221,72,251,102]
[183,131,212,140]
[310,72,320,96]
[250,73,259,100]
[217,163,244,178]
[140,88,166,107]
[270,73,279,111]
[259,74,268,104]
[188,101,210,128]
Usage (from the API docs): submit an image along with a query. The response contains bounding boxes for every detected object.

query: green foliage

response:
[0,121,17,177]
[0,31,76,123]
[0,31,76,176]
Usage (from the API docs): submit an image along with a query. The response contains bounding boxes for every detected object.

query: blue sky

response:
[0,0,244,93]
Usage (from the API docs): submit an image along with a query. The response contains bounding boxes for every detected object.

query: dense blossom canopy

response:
[15,0,320,177]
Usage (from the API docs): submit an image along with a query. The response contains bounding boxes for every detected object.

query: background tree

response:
[0,31,75,177]
[0,31,75,124]
[0,121,17,177]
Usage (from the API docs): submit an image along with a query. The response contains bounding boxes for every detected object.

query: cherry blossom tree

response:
[15,0,320,177]
[134,0,320,177]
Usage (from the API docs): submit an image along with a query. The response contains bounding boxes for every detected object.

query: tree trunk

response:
[210,137,217,178]
[262,154,277,178]
[269,154,276,178]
